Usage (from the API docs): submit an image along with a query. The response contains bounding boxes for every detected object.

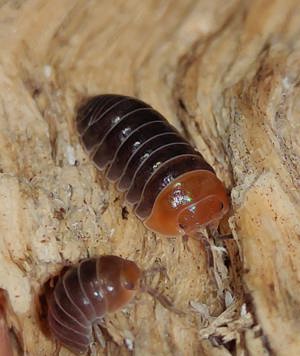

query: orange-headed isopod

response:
[47,255,141,354]
[46,255,179,354]
[76,95,229,237]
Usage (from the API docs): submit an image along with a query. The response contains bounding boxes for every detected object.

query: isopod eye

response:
[123,280,135,290]
[120,260,141,291]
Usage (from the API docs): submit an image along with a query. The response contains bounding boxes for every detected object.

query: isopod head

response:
[97,256,141,313]
[144,170,229,236]
[120,259,142,291]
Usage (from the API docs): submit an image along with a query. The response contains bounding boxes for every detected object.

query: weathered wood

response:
[0,0,299,355]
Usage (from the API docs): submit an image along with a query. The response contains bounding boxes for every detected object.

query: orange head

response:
[144,170,229,236]
[120,259,142,291]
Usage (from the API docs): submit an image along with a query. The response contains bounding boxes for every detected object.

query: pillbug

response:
[47,255,141,354]
[46,255,180,354]
[76,95,229,236]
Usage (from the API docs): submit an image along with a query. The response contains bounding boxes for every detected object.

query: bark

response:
[0,0,299,355]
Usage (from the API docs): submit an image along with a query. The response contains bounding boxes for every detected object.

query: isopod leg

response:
[139,268,184,316]
[144,287,185,317]
[92,322,106,349]
[90,343,97,356]
[189,230,227,294]
[53,340,61,356]
[142,265,167,279]
[207,225,233,242]
[216,232,233,240]
[181,234,192,252]
[189,231,214,269]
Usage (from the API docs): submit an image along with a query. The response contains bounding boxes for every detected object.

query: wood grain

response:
[0,0,299,355]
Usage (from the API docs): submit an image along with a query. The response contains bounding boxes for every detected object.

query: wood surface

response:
[0,0,299,355]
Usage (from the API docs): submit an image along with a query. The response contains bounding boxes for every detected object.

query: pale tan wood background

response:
[0,0,299,355]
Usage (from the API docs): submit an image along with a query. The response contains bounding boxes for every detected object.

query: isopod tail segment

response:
[76,94,230,238]
[43,255,183,355]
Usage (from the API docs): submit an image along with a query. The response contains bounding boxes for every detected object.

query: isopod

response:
[46,255,179,354]
[76,95,229,236]
[47,255,141,354]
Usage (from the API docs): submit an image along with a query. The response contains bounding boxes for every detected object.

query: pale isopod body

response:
[47,255,141,354]
[76,95,229,236]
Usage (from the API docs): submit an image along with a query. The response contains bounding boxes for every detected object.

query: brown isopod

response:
[46,255,176,354]
[76,94,229,237]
